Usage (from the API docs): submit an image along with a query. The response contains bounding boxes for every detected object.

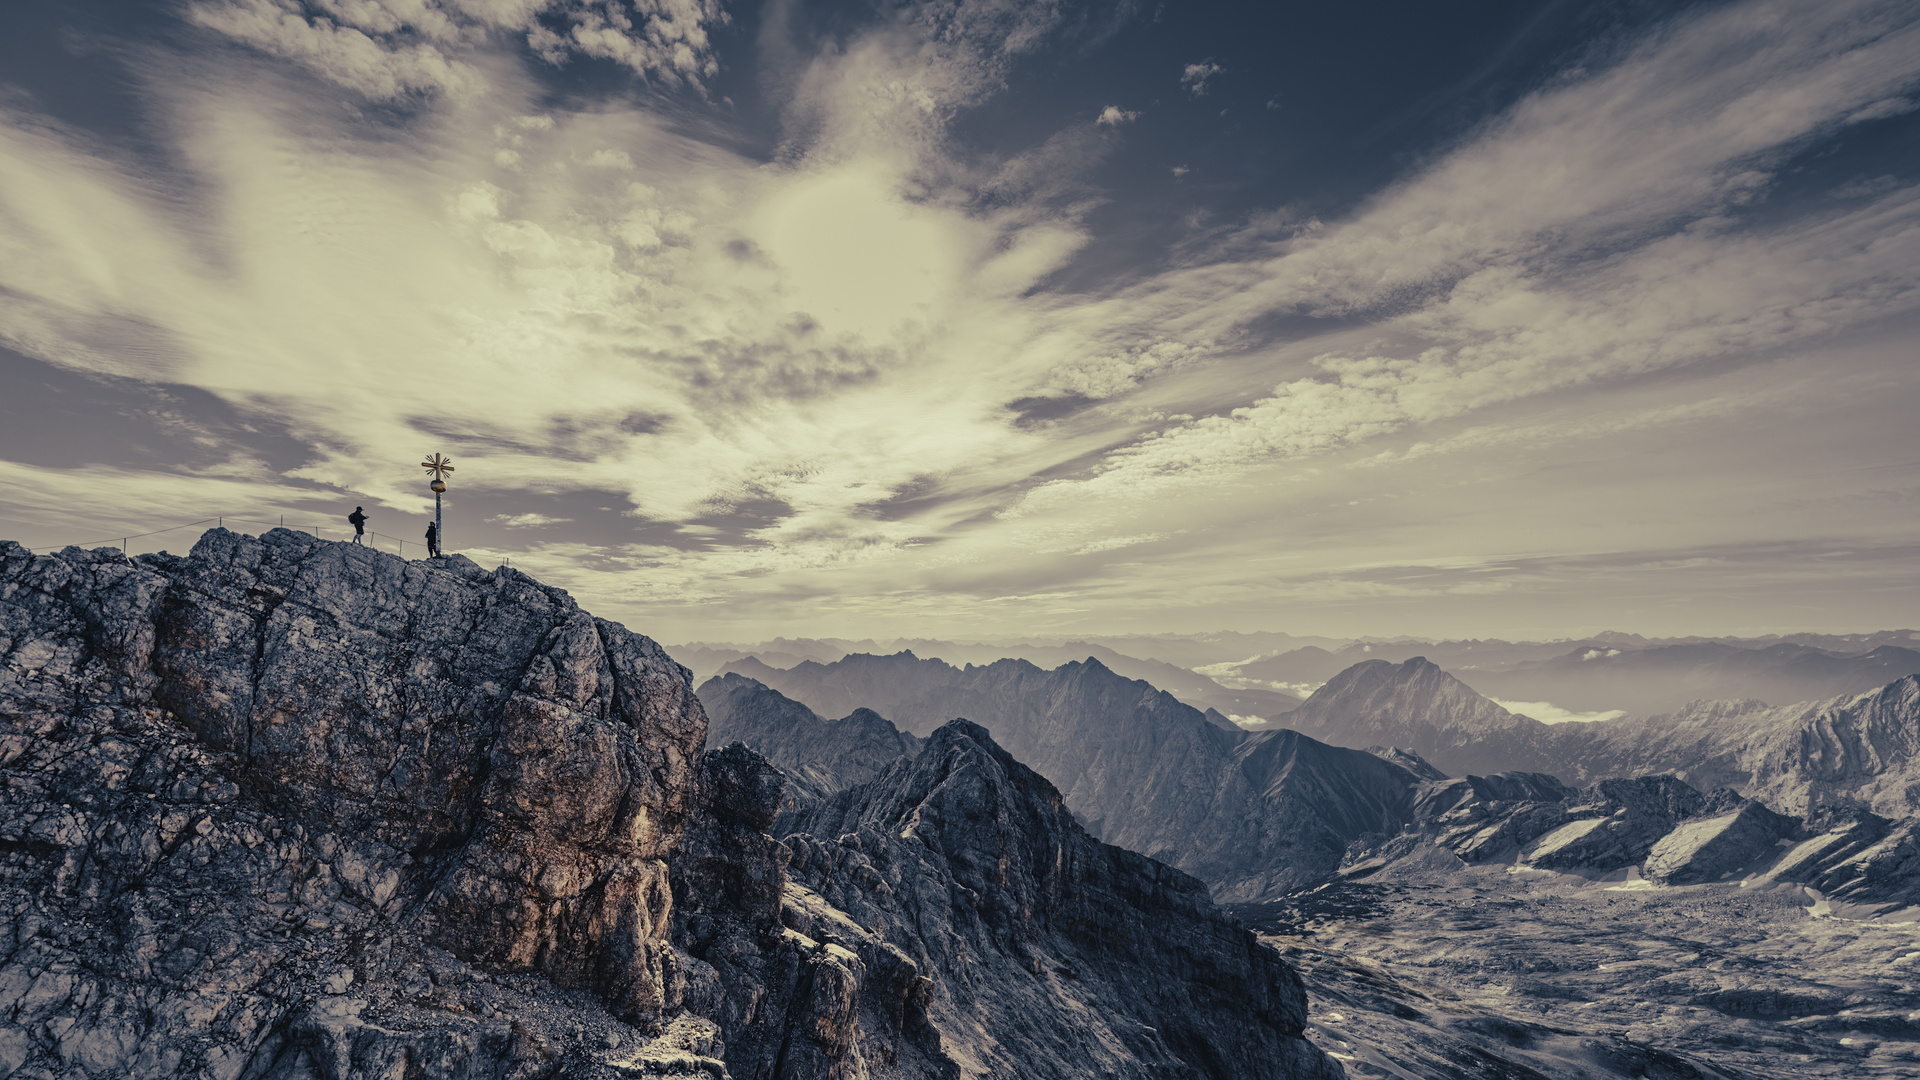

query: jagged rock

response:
[1747,676,1920,815]
[1364,746,1447,780]
[0,532,1344,1079]
[0,531,706,1078]
[666,742,956,1080]
[1400,772,1577,864]
[710,662,1419,902]
[782,720,1343,1080]
[1642,799,1797,885]
[698,674,920,812]
[1521,777,1720,873]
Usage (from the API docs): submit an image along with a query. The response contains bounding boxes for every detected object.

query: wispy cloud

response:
[1006,0,1920,515]
[0,0,1917,640]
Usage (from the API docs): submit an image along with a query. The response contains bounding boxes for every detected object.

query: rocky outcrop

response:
[1745,676,1920,815]
[1642,799,1796,885]
[0,531,710,1078]
[666,743,957,1080]
[1520,777,1735,873]
[0,531,1345,1079]
[1364,746,1447,780]
[782,720,1343,1080]
[1338,765,1920,911]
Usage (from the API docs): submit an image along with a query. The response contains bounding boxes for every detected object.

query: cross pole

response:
[420,453,455,554]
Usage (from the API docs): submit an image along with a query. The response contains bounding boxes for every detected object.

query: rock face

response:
[782,720,1342,1080]
[1202,731,1421,900]
[0,531,706,1078]
[0,531,1344,1080]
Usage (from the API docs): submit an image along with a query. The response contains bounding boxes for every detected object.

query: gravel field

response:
[1232,868,1920,1079]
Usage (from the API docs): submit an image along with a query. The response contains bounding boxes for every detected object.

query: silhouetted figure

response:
[347,506,368,544]
[425,521,440,558]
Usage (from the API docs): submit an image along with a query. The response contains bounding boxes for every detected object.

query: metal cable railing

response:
[17,515,438,559]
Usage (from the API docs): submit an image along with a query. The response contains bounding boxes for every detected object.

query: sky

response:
[1,0,1918,644]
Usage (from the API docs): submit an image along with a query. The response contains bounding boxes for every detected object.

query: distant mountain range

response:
[701,654,1422,899]
[704,646,1920,908]
[675,629,1920,721]
[687,642,1298,719]
[1232,638,1920,716]
[1254,655,1920,816]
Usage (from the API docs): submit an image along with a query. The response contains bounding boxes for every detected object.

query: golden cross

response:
[420,453,455,481]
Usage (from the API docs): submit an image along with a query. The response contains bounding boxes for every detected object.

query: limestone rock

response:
[1643,799,1796,885]
[1364,746,1448,780]
[783,720,1344,1080]
[0,531,706,1078]
[0,531,1345,1079]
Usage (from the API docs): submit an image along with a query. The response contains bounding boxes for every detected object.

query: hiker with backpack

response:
[425,521,440,558]
[348,506,368,544]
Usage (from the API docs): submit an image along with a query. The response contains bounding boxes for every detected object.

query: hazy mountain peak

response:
[1279,656,1554,777]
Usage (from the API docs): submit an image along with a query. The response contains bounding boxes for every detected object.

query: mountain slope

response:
[726,652,1423,899]
[0,532,1345,1080]
[783,720,1344,1080]
[1276,656,1564,777]
[697,671,920,803]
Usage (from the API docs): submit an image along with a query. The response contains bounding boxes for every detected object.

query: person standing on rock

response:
[425,520,439,558]
[348,506,368,545]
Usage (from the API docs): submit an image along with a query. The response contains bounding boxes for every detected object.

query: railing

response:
[18,515,432,559]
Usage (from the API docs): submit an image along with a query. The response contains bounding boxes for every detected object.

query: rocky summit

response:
[780,720,1343,1080]
[0,531,1342,1080]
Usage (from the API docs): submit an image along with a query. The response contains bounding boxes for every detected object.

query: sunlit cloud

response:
[1490,700,1627,725]
[1180,60,1222,97]
[0,0,1917,640]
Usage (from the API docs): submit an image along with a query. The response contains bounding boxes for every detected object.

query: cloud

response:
[1095,105,1138,126]
[1489,699,1627,725]
[185,0,726,100]
[1180,60,1222,96]
[1003,0,1920,516]
[2,0,1919,641]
